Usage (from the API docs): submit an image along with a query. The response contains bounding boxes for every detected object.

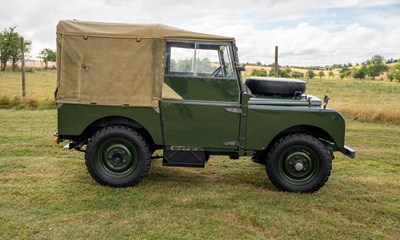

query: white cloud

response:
[0,0,398,65]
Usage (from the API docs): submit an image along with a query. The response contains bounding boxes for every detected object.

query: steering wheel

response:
[211,66,222,77]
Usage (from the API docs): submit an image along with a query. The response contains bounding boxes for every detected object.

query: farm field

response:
[0,71,56,101]
[0,71,399,239]
[1,70,400,123]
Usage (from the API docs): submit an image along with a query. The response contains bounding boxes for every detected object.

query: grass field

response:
[0,110,399,239]
[1,70,400,123]
[0,71,56,109]
[0,71,56,101]
[0,71,399,239]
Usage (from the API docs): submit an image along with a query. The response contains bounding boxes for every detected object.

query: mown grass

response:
[0,109,399,239]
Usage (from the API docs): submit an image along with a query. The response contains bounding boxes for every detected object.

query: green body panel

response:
[164,76,239,102]
[57,103,163,144]
[161,75,240,151]
[160,100,240,151]
[245,100,345,151]
[57,96,346,155]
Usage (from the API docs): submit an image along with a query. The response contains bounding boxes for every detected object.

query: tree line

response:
[249,55,400,82]
[0,26,56,71]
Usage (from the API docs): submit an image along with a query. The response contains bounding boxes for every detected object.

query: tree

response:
[340,66,349,73]
[318,70,325,79]
[251,68,268,77]
[11,38,31,71]
[339,72,346,80]
[388,63,400,82]
[328,71,334,78]
[0,30,9,71]
[291,71,304,78]
[284,67,291,76]
[267,67,291,78]
[366,55,388,80]
[353,65,367,79]
[306,69,315,79]
[386,58,395,64]
[0,26,31,71]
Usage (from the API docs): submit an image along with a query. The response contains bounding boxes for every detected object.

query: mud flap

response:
[163,150,209,167]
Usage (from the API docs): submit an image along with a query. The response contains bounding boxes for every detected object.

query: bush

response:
[250,68,268,77]
[23,97,39,108]
[306,69,315,79]
[0,96,10,107]
[353,65,367,79]
[388,63,400,82]
[11,96,22,106]
[0,95,52,109]
[291,71,304,78]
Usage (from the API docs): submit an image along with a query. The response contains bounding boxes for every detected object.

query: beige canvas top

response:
[57,20,235,41]
[56,20,234,107]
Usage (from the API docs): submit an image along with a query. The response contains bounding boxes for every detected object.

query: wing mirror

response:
[236,63,246,72]
[323,95,330,109]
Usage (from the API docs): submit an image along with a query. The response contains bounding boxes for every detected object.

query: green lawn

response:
[0,109,399,239]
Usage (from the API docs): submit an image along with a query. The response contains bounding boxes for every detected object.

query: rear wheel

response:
[85,125,151,187]
[265,133,332,193]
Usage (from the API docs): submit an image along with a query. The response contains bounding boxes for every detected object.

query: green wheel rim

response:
[96,137,138,178]
[278,145,320,186]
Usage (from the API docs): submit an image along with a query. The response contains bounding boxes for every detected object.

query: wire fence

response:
[2,59,56,71]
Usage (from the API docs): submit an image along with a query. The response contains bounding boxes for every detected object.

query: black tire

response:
[245,77,306,96]
[265,133,332,193]
[85,125,151,187]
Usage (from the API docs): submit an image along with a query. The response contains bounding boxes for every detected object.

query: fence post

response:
[21,37,26,97]
[274,46,278,77]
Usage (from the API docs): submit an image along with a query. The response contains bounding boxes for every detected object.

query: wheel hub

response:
[98,141,137,175]
[108,148,128,166]
[294,161,304,171]
[277,146,320,185]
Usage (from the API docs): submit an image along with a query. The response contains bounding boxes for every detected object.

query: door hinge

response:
[223,140,240,146]
[225,108,242,114]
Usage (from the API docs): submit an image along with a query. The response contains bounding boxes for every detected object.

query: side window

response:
[168,42,195,74]
[165,41,235,78]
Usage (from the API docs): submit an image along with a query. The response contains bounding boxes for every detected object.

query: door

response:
[160,40,241,151]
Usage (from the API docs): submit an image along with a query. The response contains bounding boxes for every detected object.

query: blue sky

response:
[0,0,399,66]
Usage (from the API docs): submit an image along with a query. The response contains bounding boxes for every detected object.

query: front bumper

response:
[340,145,356,159]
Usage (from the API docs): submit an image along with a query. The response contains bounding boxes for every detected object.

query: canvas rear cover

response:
[56,20,234,107]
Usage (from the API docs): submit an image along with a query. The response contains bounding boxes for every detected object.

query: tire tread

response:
[85,125,151,187]
[265,133,332,193]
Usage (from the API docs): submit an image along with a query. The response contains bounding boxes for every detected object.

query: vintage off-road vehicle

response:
[54,20,355,193]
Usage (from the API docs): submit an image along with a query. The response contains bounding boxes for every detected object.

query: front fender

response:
[245,104,346,151]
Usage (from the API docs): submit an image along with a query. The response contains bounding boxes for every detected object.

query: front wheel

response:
[265,133,332,193]
[85,125,151,187]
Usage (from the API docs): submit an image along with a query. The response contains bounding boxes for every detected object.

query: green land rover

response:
[54,20,355,193]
